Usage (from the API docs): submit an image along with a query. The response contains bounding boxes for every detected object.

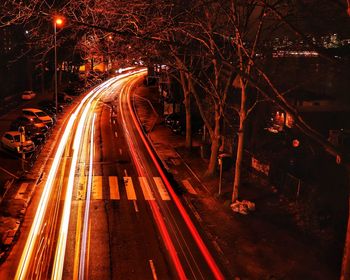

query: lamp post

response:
[217,153,231,196]
[107,35,113,71]
[218,156,223,196]
[54,17,63,114]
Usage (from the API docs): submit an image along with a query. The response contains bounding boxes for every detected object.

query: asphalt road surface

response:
[12,71,225,280]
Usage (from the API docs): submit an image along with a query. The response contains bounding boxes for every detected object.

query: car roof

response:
[22,108,44,113]
[4,131,21,136]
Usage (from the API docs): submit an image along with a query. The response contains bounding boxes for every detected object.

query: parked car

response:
[10,116,49,134]
[22,108,54,128]
[64,85,83,96]
[21,90,36,100]
[1,131,35,153]
[165,113,181,128]
[38,100,63,113]
[38,107,57,125]
[168,115,203,136]
[171,118,186,135]
[27,128,46,146]
[58,92,73,104]
[10,117,47,142]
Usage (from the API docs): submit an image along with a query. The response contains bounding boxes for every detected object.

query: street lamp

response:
[107,35,113,71]
[54,17,64,114]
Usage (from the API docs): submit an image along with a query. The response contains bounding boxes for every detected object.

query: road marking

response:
[124,177,136,200]
[73,163,87,278]
[79,113,96,280]
[86,219,91,279]
[182,179,197,195]
[119,148,122,155]
[73,200,83,280]
[149,260,158,280]
[74,176,178,202]
[114,131,118,138]
[133,200,139,212]
[139,177,155,200]
[76,176,86,200]
[15,182,28,200]
[108,176,120,200]
[113,119,115,124]
[153,177,171,200]
[92,176,103,200]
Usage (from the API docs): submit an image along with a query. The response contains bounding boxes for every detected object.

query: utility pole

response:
[218,156,223,196]
[54,17,64,114]
[19,126,26,173]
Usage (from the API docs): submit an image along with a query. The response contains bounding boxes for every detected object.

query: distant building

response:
[0,26,29,98]
[0,27,14,54]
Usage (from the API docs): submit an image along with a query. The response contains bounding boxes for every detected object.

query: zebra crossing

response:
[74,176,171,201]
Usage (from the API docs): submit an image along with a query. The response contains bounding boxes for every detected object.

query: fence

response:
[245,150,309,200]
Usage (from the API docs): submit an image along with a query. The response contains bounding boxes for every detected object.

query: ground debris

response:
[230,200,256,215]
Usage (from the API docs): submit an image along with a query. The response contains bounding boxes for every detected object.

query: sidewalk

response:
[133,82,338,279]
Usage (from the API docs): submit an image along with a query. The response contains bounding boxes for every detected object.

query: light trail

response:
[52,70,145,278]
[79,113,96,280]
[51,84,104,280]
[15,114,76,280]
[125,74,225,279]
[15,69,142,280]
[119,73,187,280]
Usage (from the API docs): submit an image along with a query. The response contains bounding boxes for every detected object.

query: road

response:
[13,71,225,279]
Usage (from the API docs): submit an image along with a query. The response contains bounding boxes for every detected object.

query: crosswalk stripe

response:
[73,176,173,201]
[92,176,103,199]
[153,177,171,200]
[124,177,136,200]
[182,179,197,195]
[108,176,120,200]
[139,177,155,200]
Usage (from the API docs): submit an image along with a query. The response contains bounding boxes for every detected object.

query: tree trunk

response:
[184,92,192,148]
[179,70,192,148]
[206,105,221,176]
[232,80,247,203]
[341,165,350,280]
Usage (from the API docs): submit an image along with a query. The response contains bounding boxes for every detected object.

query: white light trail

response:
[79,113,96,280]
[15,114,76,280]
[51,72,144,279]
[51,88,101,280]
[15,71,139,280]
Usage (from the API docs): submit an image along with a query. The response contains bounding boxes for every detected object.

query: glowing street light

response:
[54,16,64,114]
[55,18,63,26]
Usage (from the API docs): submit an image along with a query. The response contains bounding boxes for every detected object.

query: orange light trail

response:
[126,74,225,280]
[119,73,187,279]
